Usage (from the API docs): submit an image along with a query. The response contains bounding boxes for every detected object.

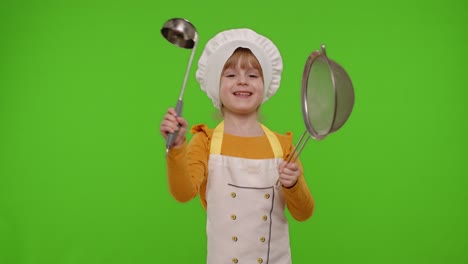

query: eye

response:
[223,70,236,78]
[247,69,261,78]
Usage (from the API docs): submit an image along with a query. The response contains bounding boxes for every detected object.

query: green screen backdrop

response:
[1,0,467,263]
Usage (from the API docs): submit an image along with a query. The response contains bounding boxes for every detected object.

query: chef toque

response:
[196,28,283,109]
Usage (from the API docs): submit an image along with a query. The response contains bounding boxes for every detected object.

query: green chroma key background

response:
[1,0,466,263]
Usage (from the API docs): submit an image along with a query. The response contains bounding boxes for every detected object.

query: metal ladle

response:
[160,18,198,155]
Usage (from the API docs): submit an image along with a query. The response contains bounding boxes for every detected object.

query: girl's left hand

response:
[278,161,300,188]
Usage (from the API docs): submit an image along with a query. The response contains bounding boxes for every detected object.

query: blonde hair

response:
[222,47,264,80]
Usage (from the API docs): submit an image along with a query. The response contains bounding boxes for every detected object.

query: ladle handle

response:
[165,99,183,155]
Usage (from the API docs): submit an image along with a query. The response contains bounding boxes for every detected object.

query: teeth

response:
[234,92,251,96]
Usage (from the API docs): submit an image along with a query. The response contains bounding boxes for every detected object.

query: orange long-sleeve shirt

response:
[166,124,314,221]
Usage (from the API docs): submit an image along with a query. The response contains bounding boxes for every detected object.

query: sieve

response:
[291,44,354,160]
[277,45,355,186]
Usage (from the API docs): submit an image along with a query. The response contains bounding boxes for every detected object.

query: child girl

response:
[160,28,314,264]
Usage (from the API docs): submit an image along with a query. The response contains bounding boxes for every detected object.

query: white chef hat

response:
[195,28,283,109]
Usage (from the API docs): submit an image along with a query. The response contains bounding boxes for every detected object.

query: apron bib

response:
[206,121,292,264]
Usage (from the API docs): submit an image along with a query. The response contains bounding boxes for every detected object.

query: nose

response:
[237,74,247,85]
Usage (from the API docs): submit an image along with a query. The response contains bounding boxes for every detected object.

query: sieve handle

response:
[275,130,310,188]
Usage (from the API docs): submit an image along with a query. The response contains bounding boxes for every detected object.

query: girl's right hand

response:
[159,107,188,148]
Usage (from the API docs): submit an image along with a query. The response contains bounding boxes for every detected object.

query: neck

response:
[223,113,263,137]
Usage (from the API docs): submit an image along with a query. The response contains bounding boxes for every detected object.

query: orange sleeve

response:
[282,168,315,221]
[277,132,315,221]
[165,125,210,207]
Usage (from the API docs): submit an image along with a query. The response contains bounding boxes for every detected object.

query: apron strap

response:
[210,121,224,154]
[260,124,283,158]
[210,121,283,158]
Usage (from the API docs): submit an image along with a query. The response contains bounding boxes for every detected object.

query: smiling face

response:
[219,48,264,116]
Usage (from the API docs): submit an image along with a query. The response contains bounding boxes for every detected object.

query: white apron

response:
[206,121,291,264]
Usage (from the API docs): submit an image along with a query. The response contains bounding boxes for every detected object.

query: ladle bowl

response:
[161,18,198,49]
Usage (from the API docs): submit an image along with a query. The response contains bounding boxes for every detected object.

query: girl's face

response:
[219,61,264,116]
